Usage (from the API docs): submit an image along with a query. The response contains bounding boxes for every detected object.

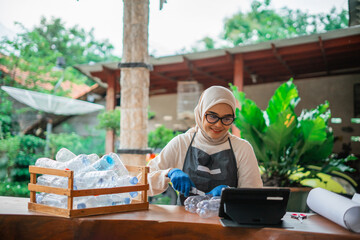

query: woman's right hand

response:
[168,168,195,197]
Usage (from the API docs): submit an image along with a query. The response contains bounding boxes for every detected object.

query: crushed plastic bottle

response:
[196,196,221,218]
[37,174,68,188]
[109,152,129,177]
[184,195,211,213]
[35,154,91,172]
[80,154,115,174]
[76,194,131,209]
[74,170,118,190]
[34,150,139,208]
[55,148,76,162]
[37,193,67,208]
[35,158,65,169]
[87,153,100,163]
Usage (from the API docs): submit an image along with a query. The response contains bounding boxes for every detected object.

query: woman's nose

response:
[215,120,223,127]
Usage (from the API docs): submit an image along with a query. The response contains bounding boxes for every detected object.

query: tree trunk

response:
[119,0,150,166]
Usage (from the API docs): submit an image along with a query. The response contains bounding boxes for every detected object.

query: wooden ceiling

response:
[77,27,360,96]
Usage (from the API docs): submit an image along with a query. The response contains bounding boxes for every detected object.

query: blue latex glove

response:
[168,168,195,197]
[206,185,228,196]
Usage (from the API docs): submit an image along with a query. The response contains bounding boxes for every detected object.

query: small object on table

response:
[291,213,307,223]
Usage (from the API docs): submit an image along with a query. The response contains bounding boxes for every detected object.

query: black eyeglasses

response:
[205,113,235,126]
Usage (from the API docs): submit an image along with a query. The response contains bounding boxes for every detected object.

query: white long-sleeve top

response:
[147,129,263,196]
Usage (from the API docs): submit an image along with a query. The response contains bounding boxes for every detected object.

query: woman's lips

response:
[211,128,223,134]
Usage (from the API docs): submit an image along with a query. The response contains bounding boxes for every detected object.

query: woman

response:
[147,86,263,203]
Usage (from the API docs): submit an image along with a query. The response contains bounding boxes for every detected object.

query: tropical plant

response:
[230,79,356,187]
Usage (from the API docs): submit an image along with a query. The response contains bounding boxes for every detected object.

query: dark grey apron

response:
[178,132,238,205]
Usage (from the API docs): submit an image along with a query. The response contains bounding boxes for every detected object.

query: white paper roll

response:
[306,187,360,233]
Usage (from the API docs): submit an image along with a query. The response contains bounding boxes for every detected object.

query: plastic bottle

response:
[35,158,65,169]
[37,193,67,209]
[87,153,100,163]
[111,194,131,205]
[55,148,76,162]
[37,174,68,188]
[76,194,131,209]
[184,195,211,213]
[35,155,91,172]
[36,155,91,188]
[196,196,221,218]
[116,175,139,186]
[63,154,91,172]
[80,154,115,173]
[74,170,118,190]
[108,152,129,177]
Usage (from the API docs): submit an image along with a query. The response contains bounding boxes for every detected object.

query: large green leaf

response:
[234,115,268,163]
[266,79,299,125]
[239,99,267,132]
[262,108,297,161]
[299,101,331,122]
[297,117,327,158]
[229,84,246,108]
[300,130,334,165]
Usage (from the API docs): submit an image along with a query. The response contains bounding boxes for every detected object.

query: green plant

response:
[49,131,105,158]
[148,125,181,149]
[96,109,121,134]
[230,79,356,187]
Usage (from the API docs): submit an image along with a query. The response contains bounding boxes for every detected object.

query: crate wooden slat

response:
[28,165,149,218]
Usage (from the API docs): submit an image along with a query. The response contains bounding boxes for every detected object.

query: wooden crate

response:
[28,165,149,218]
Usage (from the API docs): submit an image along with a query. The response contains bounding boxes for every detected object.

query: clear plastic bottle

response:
[35,158,65,169]
[55,148,76,162]
[36,155,91,187]
[87,153,100,163]
[196,196,221,218]
[35,155,90,173]
[63,154,91,172]
[37,174,68,188]
[184,195,211,213]
[76,194,131,208]
[109,152,129,177]
[116,175,138,186]
[37,193,67,209]
[87,154,114,171]
[74,170,118,190]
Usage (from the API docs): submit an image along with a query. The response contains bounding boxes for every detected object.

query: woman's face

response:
[202,103,234,139]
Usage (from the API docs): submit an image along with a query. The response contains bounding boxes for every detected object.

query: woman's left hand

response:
[206,185,229,196]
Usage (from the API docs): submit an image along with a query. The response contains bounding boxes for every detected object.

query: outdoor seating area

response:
[1,1,360,239]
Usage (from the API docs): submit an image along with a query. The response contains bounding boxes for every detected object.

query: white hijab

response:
[187,86,236,145]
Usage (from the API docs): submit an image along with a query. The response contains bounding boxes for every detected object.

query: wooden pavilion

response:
[75,26,360,153]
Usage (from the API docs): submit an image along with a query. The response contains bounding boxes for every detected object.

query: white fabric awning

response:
[1,86,104,115]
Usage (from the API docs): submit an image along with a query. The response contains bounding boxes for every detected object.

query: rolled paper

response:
[306,187,360,233]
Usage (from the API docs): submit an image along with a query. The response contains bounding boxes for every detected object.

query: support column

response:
[119,0,150,166]
[105,68,116,153]
[232,54,244,137]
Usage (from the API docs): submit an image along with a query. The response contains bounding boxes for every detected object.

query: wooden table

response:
[0,196,359,240]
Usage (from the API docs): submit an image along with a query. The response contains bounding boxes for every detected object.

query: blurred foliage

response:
[191,0,348,51]
[96,108,156,136]
[148,125,181,149]
[0,16,120,95]
[96,109,121,135]
[49,131,105,158]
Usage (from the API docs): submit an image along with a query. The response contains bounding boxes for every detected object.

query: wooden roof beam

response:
[318,37,329,74]
[151,71,178,82]
[271,43,295,77]
[183,57,229,84]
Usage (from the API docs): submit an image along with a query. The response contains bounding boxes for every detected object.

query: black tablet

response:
[219,187,290,225]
